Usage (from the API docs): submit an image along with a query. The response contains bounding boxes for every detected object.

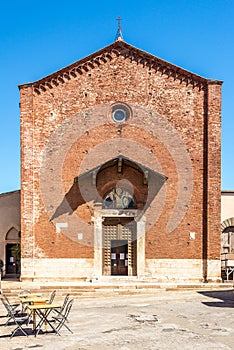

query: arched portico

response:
[81,155,167,278]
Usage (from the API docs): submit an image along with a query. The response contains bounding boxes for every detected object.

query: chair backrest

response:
[19,289,31,296]
[61,293,70,312]
[63,299,74,321]
[2,293,11,305]
[1,297,8,311]
[1,297,14,316]
[48,290,56,304]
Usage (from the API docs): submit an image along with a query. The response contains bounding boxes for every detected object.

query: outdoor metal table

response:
[20,296,49,313]
[20,296,48,305]
[27,303,61,336]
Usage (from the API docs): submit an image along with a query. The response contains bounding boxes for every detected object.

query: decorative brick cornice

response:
[18,41,222,94]
[207,79,223,85]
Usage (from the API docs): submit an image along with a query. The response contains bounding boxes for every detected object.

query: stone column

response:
[92,206,104,278]
[137,216,146,277]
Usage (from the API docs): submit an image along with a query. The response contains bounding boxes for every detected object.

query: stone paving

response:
[0,288,234,350]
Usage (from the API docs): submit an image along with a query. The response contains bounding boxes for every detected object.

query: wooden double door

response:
[103,217,137,276]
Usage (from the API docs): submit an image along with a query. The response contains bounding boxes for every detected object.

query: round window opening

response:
[112,109,126,123]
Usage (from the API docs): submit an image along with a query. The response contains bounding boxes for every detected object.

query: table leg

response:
[35,308,60,336]
[33,310,36,331]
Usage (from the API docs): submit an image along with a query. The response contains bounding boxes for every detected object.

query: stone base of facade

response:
[20,258,95,282]
[20,258,221,283]
[145,259,221,282]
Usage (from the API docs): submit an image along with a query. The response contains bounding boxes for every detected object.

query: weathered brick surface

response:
[19,40,222,280]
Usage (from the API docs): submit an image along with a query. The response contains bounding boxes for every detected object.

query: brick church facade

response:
[19,36,222,282]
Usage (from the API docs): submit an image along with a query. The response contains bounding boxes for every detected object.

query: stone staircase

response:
[1,277,233,302]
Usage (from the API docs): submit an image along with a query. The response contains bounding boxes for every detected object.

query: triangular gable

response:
[19,40,222,94]
[74,155,167,183]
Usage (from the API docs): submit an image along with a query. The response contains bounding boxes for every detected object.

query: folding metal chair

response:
[19,289,31,297]
[1,296,21,325]
[47,290,56,304]
[52,299,74,334]
[1,298,29,337]
[2,294,20,311]
[8,307,29,338]
[19,290,32,312]
[52,293,70,316]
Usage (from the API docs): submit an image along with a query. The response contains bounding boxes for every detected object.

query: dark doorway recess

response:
[111,240,128,275]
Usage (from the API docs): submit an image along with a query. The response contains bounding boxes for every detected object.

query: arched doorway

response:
[93,156,166,277]
[74,155,167,278]
[5,227,20,275]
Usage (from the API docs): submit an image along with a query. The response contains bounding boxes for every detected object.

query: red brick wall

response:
[19,42,222,265]
[206,82,222,260]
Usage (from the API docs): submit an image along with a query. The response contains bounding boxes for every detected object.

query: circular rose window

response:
[112,109,126,123]
[111,103,131,123]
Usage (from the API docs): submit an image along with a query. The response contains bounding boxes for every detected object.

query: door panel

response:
[111,240,128,275]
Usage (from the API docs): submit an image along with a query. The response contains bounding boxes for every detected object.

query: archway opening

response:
[221,224,234,281]
[4,228,20,276]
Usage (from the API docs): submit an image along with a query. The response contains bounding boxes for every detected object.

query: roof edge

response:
[18,41,121,89]
[0,189,20,197]
[18,40,222,93]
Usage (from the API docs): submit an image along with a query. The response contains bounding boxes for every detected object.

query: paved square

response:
[0,289,233,350]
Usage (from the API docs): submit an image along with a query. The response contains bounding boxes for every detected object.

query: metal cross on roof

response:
[115,16,123,41]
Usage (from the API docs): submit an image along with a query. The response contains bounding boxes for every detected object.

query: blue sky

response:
[0,0,233,193]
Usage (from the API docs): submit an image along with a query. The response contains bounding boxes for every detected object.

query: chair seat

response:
[14,312,28,320]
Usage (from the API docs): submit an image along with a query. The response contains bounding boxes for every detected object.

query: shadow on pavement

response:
[198,289,234,308]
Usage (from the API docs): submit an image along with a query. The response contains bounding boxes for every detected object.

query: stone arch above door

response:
[5,227,20,241]
[221,217,234,232]
[95,155,167,213]
[221,218,234,255]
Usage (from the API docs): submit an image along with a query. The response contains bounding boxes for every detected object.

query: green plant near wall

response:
[11,244,21,261]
